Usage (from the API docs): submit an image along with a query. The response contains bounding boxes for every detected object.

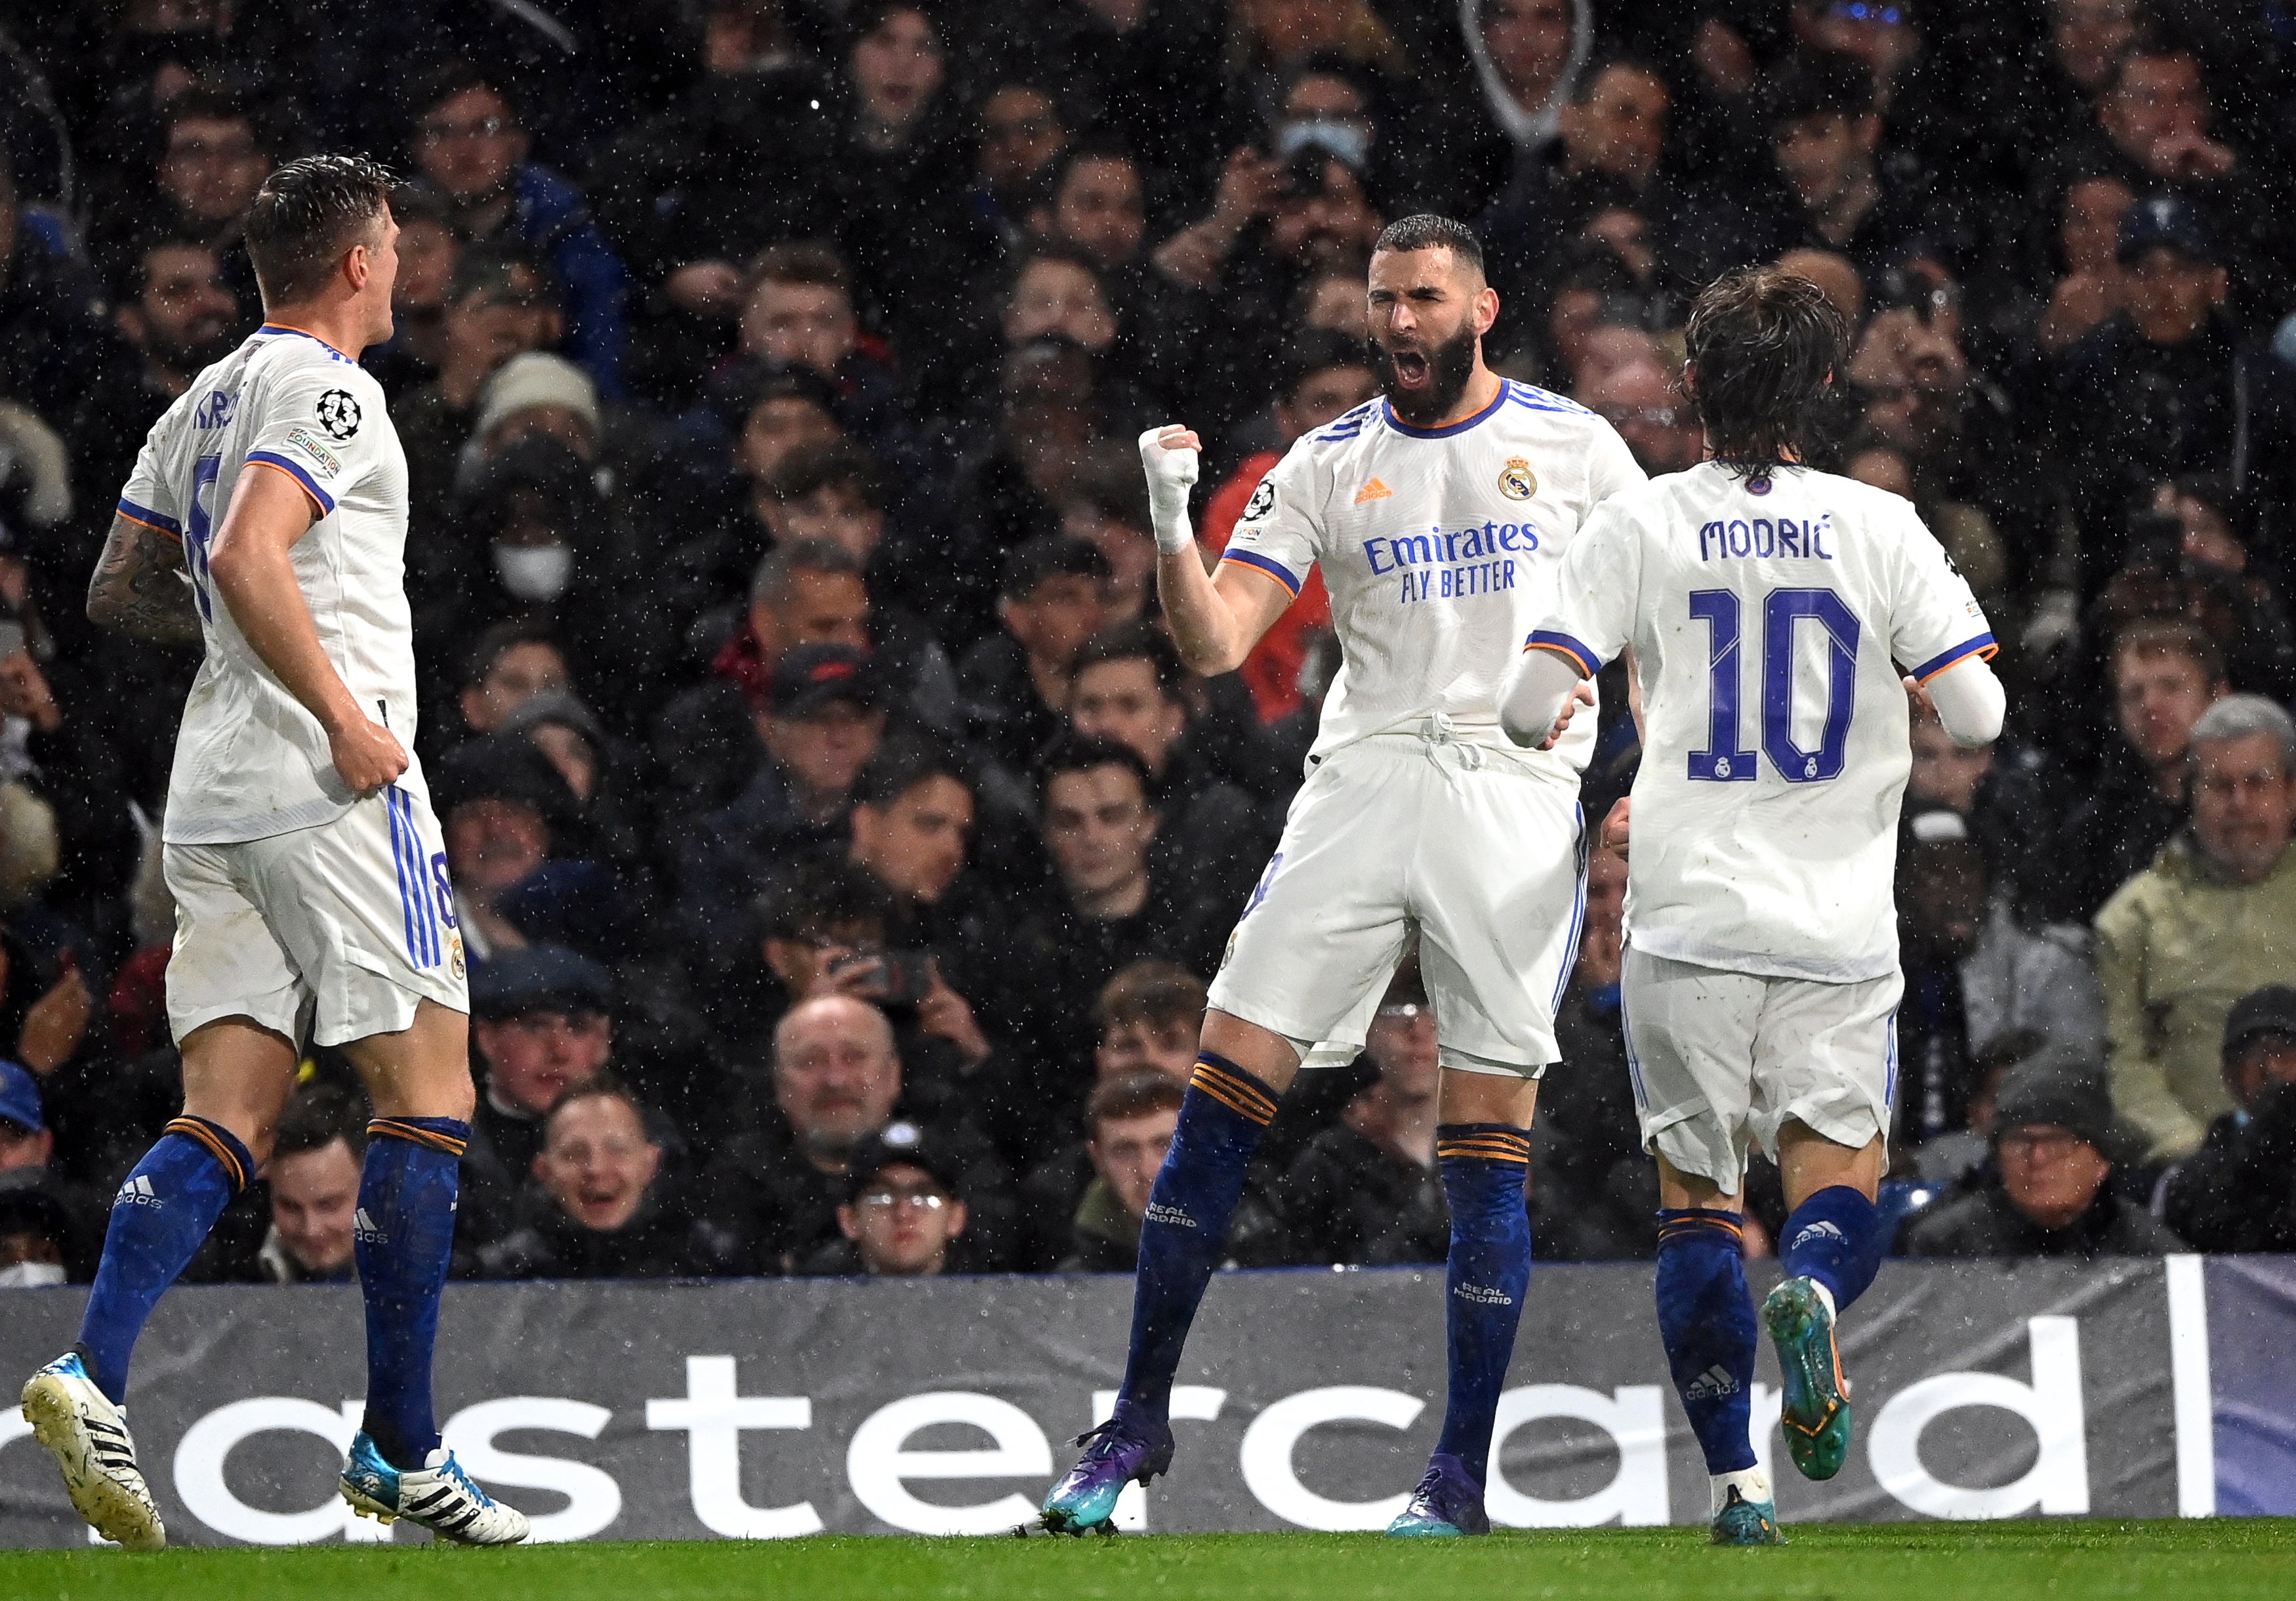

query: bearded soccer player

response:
[1500,268,2004,1543]
[18,157,527,1549]
[1040,215,1646,1537]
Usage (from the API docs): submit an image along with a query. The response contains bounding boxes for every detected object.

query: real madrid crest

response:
[1498,456,1536,501]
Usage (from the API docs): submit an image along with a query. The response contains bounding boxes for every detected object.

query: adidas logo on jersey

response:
[114,1175,164,1210]
[1144,1202,1197,1230]
[1353,478,1392,504]
[1682,1363,1740,1402]
[1789,1220,1847,1250]
[354,1207,388,1245]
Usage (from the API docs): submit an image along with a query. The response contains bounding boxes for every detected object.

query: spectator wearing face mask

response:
[2162,986,2296,1253]
[1899,1066,2178,1259]
[466,1081,742,1280]
[802,1124,975,1277]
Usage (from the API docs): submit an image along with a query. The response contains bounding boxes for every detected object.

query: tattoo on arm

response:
[87,514,203,645]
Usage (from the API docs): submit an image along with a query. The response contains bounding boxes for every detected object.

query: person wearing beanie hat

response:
[2162,985,2296,1252]
[472,352,602,459]
[1900,1064,2181,1259]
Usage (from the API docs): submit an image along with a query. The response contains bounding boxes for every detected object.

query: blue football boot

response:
[1762,1276,1853,1482]
[340,1430,530,1545]
[1039,1400,1174,1535]
[1710,1482,1782,1545]
[1385,1453,1490,1536]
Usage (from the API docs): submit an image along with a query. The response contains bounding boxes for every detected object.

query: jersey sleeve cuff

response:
[245,451,336,517]
[1218,549,1305,597]
[1525,629,1602,678]
[1910,632,1998,684]
[115,498,182,541]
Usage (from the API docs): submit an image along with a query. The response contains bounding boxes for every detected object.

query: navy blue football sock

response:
[1429,1125,1534,1487]
[1117,1054,1279,1422]
[356,1117,470,1470]
[1655,1209,1759,1476]
[76,1116,254,1404]
[1779,1185,1886,1311]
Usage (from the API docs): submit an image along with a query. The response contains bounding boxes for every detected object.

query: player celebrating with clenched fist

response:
[1042,215,1645,1539]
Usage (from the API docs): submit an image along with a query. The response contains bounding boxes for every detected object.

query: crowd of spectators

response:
[3,0,2296,1286]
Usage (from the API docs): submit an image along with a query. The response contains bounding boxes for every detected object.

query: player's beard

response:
[1371,321,1478,426]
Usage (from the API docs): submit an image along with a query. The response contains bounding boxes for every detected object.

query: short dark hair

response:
[2108,30,2203,99]
[754,854,891,942]
[1372,214,1484,279]
[243,155,397,306]
[462,619,563,690]
[411,60,516,127]
[1087,1070,1186,1132]
[1095,959,1206,1032]
[1052,138,1139,196]
[1037,731,1154,806]
[750,537,865,609]
[765,441,885,510]
[1764,50,1875,131]
[2110,617,2226,686]
[1278,327,1374,404]
[1005,242,1107,310]
[750,239,851,295]
[123,238,225,302]
[1683,266,1848,474]
[543,1075,651,1136]
[1001,535,1109,602]
[853,736,972,811]
[1073,621,1182,698]
[274,1084,369,1160]
[162,87,256,137]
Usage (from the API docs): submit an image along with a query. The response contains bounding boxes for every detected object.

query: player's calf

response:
[1653,1207,1776,1543]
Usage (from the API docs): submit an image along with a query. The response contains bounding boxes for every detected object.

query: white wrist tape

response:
[1139,427,1201,554]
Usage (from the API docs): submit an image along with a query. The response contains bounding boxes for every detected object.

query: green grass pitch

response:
[4,1522,2294,1601]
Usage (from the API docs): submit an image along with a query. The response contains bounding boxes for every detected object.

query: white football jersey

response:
[1222,379,1645,771]
[1529,462,1994,982]
[117,324,424,844]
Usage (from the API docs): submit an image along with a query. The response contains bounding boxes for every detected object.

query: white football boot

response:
[20,1352,167,1550]
[340,1430,531,1545]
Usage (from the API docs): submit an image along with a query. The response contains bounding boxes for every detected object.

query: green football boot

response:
[1763,1276,1853,1481]
[1710,1484,1781,1546]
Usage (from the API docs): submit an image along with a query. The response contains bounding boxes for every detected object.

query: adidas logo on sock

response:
[114,1175,165,1209]
[1789,1220,1846,1250]
[1143,1202,1197,1229]
[1683,1363,1740,1401]
[1452,1283,1514,1306]
[354,1208,387,1244]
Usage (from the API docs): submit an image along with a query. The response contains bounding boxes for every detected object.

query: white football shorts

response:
[1207,720,1588,1076]
[165,783,470,1049]
[1620,947,1901,1191]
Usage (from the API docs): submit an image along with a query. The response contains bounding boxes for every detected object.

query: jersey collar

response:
[257,322,354,362]
[1382,379,1508,440]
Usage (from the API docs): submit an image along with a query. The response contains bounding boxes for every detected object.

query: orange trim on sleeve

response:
[244,456,329,518]
[115,509,183,543]
[1915,641,1999,685]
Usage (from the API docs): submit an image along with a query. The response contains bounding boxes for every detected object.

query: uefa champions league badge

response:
[1498,457,1536,501]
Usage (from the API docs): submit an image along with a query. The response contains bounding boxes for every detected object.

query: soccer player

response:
[18,157,527,1549]
[1040,215,1646,1537]
[1499,267,2005,1544]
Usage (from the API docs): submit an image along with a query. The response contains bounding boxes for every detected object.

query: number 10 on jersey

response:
[1687,588,1861,784]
